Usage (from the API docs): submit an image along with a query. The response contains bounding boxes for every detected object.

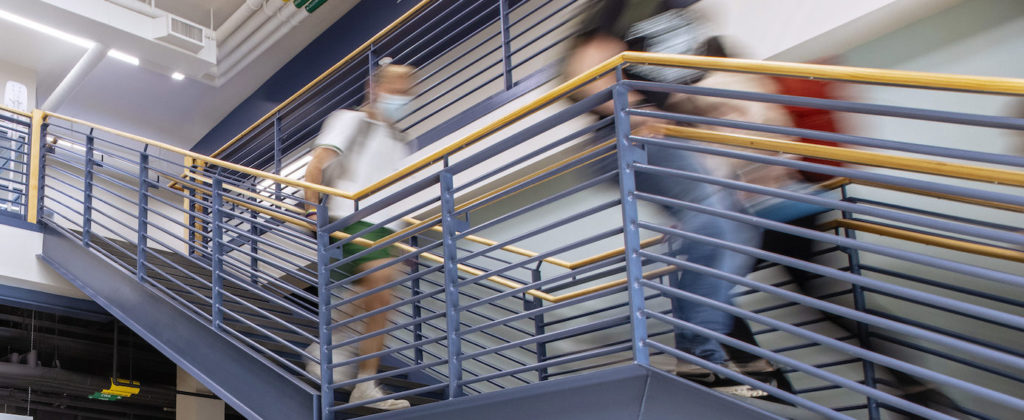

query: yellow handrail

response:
[0,104,32,118]
[208,0,438,159]
[821,218,1024,264]
[829,178,1024,214]
[659,125,1024,187]
[32,52,1024,303]
[620,52,1024,95]
[44,112,358,200]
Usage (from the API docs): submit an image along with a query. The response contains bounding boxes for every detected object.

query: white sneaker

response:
[350,381,411,410]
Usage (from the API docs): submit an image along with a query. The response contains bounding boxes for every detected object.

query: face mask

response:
[376,93,411,122]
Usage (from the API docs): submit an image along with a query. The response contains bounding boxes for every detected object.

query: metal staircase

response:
[1,1,1021,418]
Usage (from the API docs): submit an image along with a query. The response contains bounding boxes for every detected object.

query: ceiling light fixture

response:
[171,72,185,81]
[0,8,94,48]
[0,8,140,66]
[108,49,140,66]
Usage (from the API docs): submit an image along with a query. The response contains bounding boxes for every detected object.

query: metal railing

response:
[205,0,588,177]
[0,105,33,220]
[22,51,1024,419]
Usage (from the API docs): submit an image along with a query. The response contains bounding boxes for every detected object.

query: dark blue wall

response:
[191,0,418,155]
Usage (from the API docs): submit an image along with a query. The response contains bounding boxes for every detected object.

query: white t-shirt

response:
[313,109,410,227]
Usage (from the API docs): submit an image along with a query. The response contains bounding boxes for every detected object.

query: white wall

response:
[0,224,87,299]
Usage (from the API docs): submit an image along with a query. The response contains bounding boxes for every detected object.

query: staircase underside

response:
[363,364,784,420]
[39,225,317,420]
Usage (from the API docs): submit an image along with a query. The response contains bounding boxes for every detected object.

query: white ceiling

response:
[0,0,362,149]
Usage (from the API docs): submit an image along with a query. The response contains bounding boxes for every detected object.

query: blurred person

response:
[565,0,770,395]
[301,62,415,411]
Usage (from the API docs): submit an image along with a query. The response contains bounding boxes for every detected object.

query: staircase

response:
[9,0,1024,418]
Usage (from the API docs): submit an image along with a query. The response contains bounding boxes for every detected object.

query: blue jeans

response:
[635,142,761,364]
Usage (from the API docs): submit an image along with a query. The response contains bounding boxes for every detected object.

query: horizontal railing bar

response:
[626,79,1024,135]
[848,178,1024,213]
[643,272,1024,399]
[823,218,1024,263]
[461,342,631,388]
[645,314,954,420]
[869,331,1024,384]
[844,196,1021,232]
[860,264,1024,309]
[217,323,320,383]
[620,51,1024,94]
[633,173,1024,289]
[209,0,437,158]
[461,313,628,362]
[658,125,1024,187]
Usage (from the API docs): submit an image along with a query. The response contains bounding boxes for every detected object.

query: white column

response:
[176,367,224,420]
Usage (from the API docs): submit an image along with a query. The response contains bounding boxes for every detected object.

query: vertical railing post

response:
[439,170,463,399]
[410,235,424,365]
[26,110,45,224]
[498,0,514,90]
[135,151,150,283]
[527,265,548,381]
[840,184,880,419]
[613,80,650,366]
[273,114,283,202]
[184,157,199,258]
[211,176,224,329]
[249,207,259,284]
[316,201,334,417]
[81,134,95,246]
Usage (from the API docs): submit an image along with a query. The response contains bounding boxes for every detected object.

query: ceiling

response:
[0,0,363,150]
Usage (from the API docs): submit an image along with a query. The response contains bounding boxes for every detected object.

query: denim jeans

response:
[635,142,761,364]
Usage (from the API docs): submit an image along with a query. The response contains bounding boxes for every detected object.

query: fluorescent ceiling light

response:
[0,9,141,66]
[171,72,185,81]
[0,8,94,48]
[108,49,139,66]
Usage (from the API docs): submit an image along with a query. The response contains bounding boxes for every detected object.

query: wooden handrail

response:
[208,0,438,159]
[659,125,1024,187]
[821,218,1024,264]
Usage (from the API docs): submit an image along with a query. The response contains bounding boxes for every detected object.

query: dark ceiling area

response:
[0,303,242,419]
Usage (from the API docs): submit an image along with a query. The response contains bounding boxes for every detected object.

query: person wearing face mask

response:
[302,62,414,410]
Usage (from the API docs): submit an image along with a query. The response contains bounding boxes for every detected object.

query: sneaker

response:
[349,381,411,410]
[676,361,782,402]
[675,361,718,384]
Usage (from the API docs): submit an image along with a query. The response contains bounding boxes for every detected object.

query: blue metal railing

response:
[205,0,587,183]
[27,51,1024,420]
[0,109,32,220]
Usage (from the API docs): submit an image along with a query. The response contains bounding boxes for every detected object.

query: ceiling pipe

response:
[216,4,306,79]
[218,0,284,61]
[214,0,264,42]
[41,43,111,112]
[215,5,310,84]
[104,0,165,18]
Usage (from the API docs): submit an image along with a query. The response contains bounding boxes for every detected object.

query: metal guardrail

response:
[204,0,588,179]
[24,51,1024,420]
[0,105,32,220]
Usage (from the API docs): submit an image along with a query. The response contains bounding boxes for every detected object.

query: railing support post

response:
[81,134,95,246]
[498,0,514,90]
[135,152,150,283]
[613,81,650,366]
[527,266,548,380]
[211,176,224,329]
[316,201,334,417]
[26,110,45,224]
[439,170,464,399]
[410,235,424,365]
[840,184,881,420]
